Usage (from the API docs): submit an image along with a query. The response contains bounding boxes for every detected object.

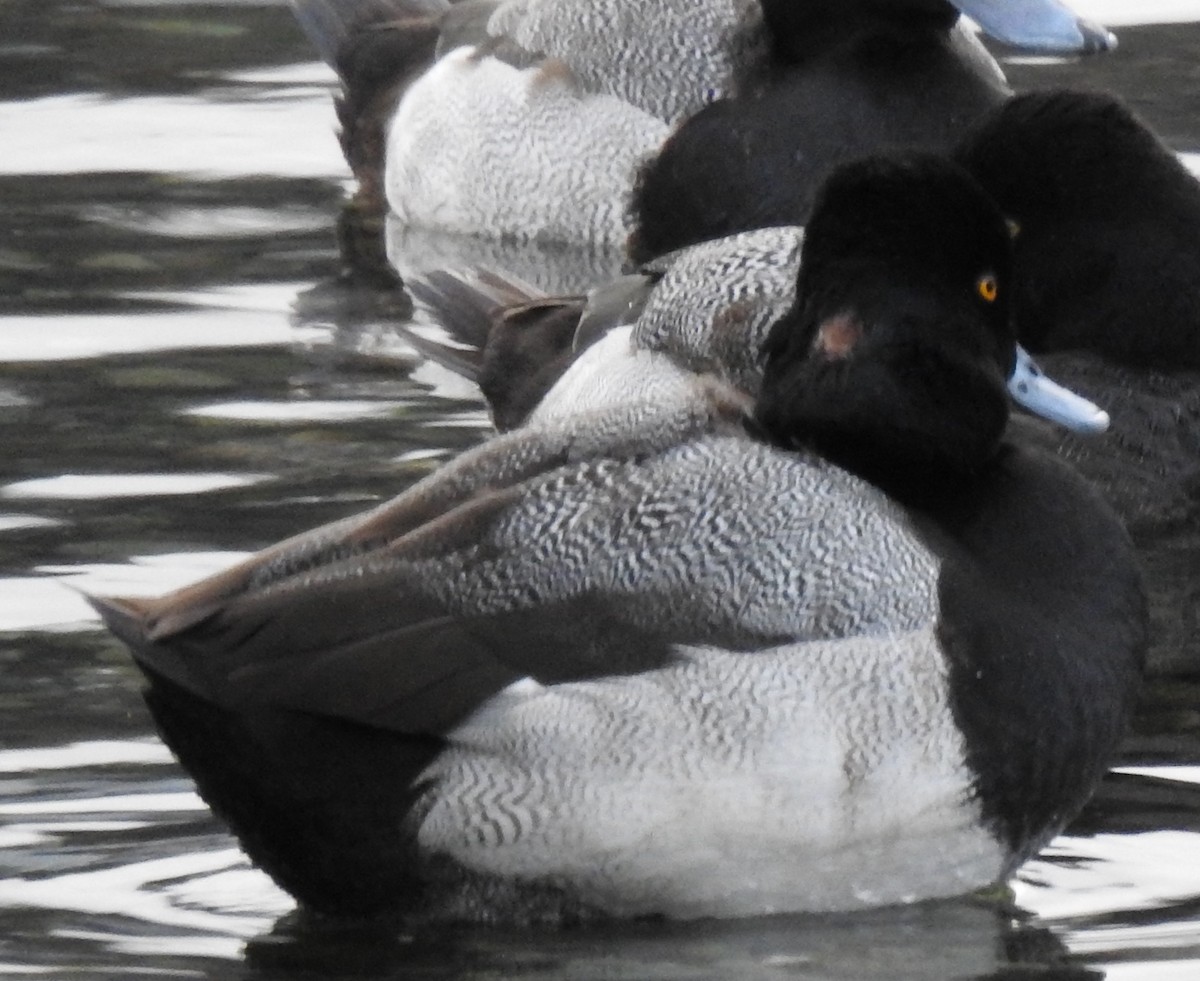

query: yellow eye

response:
[977,274,999,303]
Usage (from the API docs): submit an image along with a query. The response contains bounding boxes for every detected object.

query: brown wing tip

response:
[86,591,221,644]
[84,593,155,646]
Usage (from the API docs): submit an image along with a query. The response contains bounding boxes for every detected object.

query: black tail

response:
[408,269,588,430]
[400,268,529,386]
[289,0,450,68]
[408,268,542,350]
[143,670,442,917]
[289,0,451,213]
[89,590,443,917]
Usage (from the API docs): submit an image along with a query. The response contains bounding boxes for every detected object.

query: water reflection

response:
[386,221,629,297]
[242,904,1106,981]
[2,1,1200,978]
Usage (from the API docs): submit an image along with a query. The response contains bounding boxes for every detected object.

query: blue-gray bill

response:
[954,0,1117,53]
[1008,346,1111,434]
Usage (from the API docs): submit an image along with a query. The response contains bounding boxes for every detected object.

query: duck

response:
[415,87,1200,677]
[289,0,1113,249]
[91,155,1145,922]
[954,90,1200,674]
[625,0,1097,260]
[405,225,809,430]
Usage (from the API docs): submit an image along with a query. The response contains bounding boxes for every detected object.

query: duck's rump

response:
[137,668,440,917]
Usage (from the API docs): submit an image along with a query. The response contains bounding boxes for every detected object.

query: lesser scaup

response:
[290,0,1112,247]
[91,156,1144,920]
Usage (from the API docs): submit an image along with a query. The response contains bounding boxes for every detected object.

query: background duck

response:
[954,89,1200,675]
[626,0,1098,260]
[91,156,1145,922]
[289,0,1112,248]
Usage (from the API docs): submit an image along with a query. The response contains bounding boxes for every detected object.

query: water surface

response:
[2,2,1200,978]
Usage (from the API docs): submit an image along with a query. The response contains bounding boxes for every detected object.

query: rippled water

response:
[2,1,1199,978]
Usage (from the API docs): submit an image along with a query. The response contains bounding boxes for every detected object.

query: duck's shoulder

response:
[532,227,806,421]
[632,227,804,393]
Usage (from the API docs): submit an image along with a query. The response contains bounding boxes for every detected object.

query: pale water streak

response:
[0,90,345,181]
[1,475,272,499]
[0,312,323,363]
[0,553,252,631]
[1070,0,1200,25]
[182,399,416,422]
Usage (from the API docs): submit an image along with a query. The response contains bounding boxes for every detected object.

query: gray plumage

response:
[387,47,668,244]
[419,629,989,920]
[632,227,805,395]
[488,0,766,124]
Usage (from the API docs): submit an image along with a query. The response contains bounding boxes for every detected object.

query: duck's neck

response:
[753,347,1013,512]
[808,432,995,513]
[921,445,1146,861]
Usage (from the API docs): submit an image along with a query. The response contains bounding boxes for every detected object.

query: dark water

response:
[1,2,1199,978]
